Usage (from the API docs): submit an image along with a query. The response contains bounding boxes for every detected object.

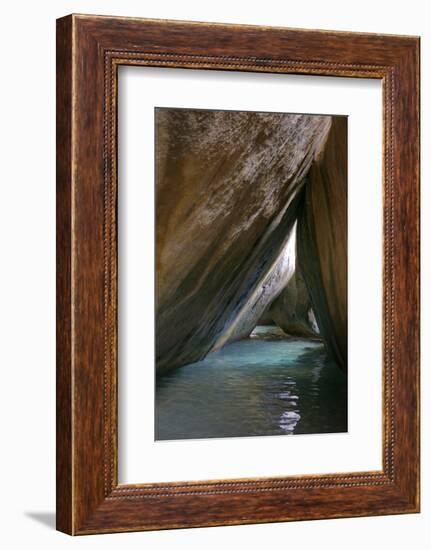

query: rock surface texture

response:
[297,117,348,372]
[266,267,320,338]
[155,108,333,373]
[212,223,297,350]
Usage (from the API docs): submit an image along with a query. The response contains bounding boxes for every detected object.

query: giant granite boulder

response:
[156,108,332,373]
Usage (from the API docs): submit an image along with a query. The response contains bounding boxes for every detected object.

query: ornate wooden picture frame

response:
[56,14,420,535]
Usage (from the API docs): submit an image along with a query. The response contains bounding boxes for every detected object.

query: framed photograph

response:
[56,14,420,535]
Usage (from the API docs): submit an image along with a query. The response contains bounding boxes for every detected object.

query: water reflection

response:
[155,327,347,440]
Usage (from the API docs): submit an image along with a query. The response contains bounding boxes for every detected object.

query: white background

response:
[118,68,382,483]
[0,1,428,548]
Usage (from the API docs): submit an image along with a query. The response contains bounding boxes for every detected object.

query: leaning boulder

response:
[297,117,348,372]
[212,223,297,349]
[267,267,320,338]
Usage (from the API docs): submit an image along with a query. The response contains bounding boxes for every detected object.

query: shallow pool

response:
[155,327,347,440]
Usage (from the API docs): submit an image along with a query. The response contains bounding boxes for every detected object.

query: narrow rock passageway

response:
[156,108,347,375]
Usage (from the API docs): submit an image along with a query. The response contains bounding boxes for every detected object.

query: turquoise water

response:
[155,327,347,440]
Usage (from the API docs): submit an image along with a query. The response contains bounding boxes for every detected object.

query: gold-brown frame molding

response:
[56,14,420,534]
